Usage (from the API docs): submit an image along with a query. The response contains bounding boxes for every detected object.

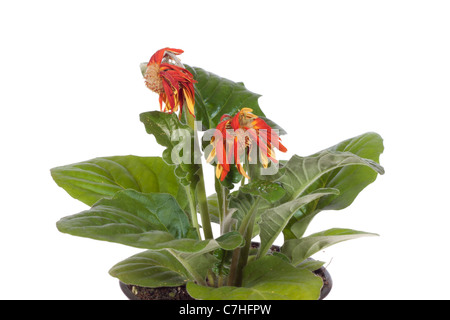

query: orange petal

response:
[259,150,269,168]
[237,163,250,180]
[183,87,196,116]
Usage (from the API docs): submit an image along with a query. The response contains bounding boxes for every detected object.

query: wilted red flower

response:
[144,48,196,118]
[206,114,235,181]
[207,108,287,181]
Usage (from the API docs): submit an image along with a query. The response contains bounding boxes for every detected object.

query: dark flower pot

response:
[120,263,332,300]
[119,242,332,300]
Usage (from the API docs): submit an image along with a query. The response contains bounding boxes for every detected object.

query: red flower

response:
[144,48,196,117]
[206,114,235,181]
[207,108,287,181]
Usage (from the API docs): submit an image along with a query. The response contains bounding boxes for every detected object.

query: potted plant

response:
[51,47,384,300]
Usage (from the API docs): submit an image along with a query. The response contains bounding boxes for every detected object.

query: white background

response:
[1,0,449,300]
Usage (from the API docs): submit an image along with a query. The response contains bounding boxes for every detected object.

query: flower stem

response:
[215,177,230,234]
[227,247,241,286]
[196,166,213,239]
[183,106,214,240]
[221,186,230,233]
[185,184,201,240]
[227,197,261,286]
[234,211,256,286]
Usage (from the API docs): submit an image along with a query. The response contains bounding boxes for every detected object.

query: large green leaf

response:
[185,66,265,130]
[57,189,243,252]
[304,132,384,211]
[109,249,195,287]
[50,155,187,208]
[277,151,384,202]
[282,228,378,266]
[282,132,385,239]
[109,249,217,288]
[57,189,195,240]
[258,189,340,258]
[187,255,323,300]
[140,111,199,186]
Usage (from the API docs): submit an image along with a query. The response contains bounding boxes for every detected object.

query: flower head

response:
[207,108,287,181]
[144,48,196,117]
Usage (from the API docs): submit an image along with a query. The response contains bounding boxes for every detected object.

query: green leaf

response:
[50,155,187,207]
[229,191,271,234]
[185,65,265,130]
[304,132,385,211]
[258,189,340,258]
[109,250,196,287]
[282,228,378,266]
[139,111,199,186]
[239,180,286,204]
[57,189,244,252]
[57,189,195,241]
[132,231,243,254]
[187,256,323,300]
[297,259,326,272]
[283,132,385,239]
[278,151,384,202]
[109,249,217,288]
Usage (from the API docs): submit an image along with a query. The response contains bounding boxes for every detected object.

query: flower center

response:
[144,63,164,94]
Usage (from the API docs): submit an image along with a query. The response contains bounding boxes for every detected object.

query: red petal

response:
[148,49,165,65]
[220,166,229,181]
[230,111,241,130]
[162,80,176,111]
[148,48,184,65]
[220,114,231,122]
[164,48,184,55]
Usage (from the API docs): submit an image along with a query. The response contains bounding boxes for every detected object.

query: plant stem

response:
[234,211,256,286]
[221,186,229,233]
[215,177,230,234]
[185,184,201,239]
[196,166,214,239]
[183,106,213,240]
[227,197,261,286]
[214,177,224,233]
[227,247,241,286]
[207,270,215,287]
[218,274,225,287]
[237,197,261,236]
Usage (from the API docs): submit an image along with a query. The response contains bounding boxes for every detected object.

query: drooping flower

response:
[144,48,196,118]
[206,114,236,181]
[206,108,287,181]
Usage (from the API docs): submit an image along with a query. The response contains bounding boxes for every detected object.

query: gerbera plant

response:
[51,47,384,300]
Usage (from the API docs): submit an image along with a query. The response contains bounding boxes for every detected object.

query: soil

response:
[123,283,195,300]
[120,243,331,300]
